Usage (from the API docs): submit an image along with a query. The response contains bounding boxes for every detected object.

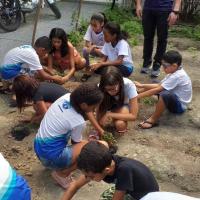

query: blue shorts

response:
[34,140,73,170]
[160,90,186,114]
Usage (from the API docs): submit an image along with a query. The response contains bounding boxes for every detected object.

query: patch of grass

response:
[141,97,157,106]
[169,24,200,41]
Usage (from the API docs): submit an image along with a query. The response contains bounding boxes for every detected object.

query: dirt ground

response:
[0,37,200,200]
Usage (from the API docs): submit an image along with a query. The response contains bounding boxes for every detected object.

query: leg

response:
[152,11,170,71]
[112,106,129,133]
[75,56,86,70]
[142,10,156,71]
[55,141,88,177]
[139,96,165,129]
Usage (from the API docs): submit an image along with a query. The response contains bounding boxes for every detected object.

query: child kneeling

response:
[61,141,159,200]
[136,50,192,129]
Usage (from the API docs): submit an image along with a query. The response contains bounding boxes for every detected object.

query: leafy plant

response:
[102,132,117,146]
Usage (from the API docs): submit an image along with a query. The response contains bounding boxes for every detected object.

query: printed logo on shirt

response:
[63,101,71,109]
[20,45,32,49]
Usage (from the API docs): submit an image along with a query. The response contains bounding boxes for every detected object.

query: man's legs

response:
[151,11,170,77]
[141,10,156,73]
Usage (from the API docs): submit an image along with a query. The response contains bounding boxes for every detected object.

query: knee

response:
[115,120,127,132]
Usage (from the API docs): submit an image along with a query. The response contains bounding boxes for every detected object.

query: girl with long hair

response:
[12,75,68,123]
[48,28,86,81]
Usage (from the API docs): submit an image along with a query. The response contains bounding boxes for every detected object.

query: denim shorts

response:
[35,145,73,170]
[159,90,186,114]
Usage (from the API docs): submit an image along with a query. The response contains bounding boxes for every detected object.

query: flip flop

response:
[81,74,91,82]
[138,120,159,129]
[51,171,73,189]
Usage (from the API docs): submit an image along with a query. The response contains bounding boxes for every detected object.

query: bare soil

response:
[0,37,199,200]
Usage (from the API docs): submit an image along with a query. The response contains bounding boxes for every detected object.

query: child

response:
[97,66,138,133]
[140,192,199,200]
[12,74,68,123]
[34,83,104,189]
[0,153,31,200]
[136,50,192,129]
[81,13,106,82]
[61,141,159,200]
[48,28,86,81]
[90,22,134,77]
[0,36,65,91]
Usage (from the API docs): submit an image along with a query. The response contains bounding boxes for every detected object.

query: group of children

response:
[0,11,195,200]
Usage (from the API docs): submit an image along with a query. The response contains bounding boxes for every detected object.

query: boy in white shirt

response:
[0,36,65,92]
[135,50,192,129]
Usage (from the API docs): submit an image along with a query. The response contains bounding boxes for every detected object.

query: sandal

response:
[51,171,73,189]
[138,120,159,129]
[81,74,91,82]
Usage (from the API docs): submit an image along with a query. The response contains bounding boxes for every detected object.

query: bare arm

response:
[168,0,182,26]
[86,112,104,136]
[62,43,76,82]
[134,81,160,90]
[90,55,124,71]
[61,175,89,200]
[108,97,138,121]
[135,0,142,18]
[137,85,164,99]
[112,190,126,200]
[31,101,47,123]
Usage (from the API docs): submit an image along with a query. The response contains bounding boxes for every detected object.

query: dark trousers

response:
[142,10,170,70]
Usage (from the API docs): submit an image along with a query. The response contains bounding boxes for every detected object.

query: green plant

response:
[141,97,157,106]
[101,132,117,146]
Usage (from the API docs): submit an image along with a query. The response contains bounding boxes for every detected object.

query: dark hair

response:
[70,83,104,116]
[91,12,107,25]
[104,22,128,41]
[162,50,182,66]
[77,141,112,173]
[34,36,51,51]
[12,75,39,111]
[49,28,69,57]
[99,66,124,115]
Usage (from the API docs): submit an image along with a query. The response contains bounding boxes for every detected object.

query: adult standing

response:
[136,0,181,77]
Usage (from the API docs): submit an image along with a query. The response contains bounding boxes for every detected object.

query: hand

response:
[134,81,143,88]
[89,63,101,72]
[99,112,112,125]
[136,5,142,19]
[168,12,179,26]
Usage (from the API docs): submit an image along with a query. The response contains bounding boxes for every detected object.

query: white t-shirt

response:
[0,153,31,199]
[84,25,104,47]
[37,93,85,142]
[101,39,133,64]
[161,68,192,106]
[2,45,43,71]
[123,78,138,104]
[140,192,199,200]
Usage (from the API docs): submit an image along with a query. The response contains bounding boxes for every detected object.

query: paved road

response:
[0,1,106,62]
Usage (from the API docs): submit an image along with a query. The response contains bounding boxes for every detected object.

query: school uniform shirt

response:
[33,82,68,103]
[0,153,31,200]
[118,78,138,104]
[101,39,133,65]
[0,45,42,80]
[34,93,86,161]
[103,155,159,200]
[161,68,192,108]
[140,192,199,200]
[84,25,105,47]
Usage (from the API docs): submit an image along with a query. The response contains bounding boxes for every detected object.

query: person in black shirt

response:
[13,74,68,123]
[61,141,159,200]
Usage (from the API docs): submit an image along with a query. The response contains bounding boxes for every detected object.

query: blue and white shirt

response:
[34,93,86,160]
[0,45,43,80]
[0,153,31,200]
